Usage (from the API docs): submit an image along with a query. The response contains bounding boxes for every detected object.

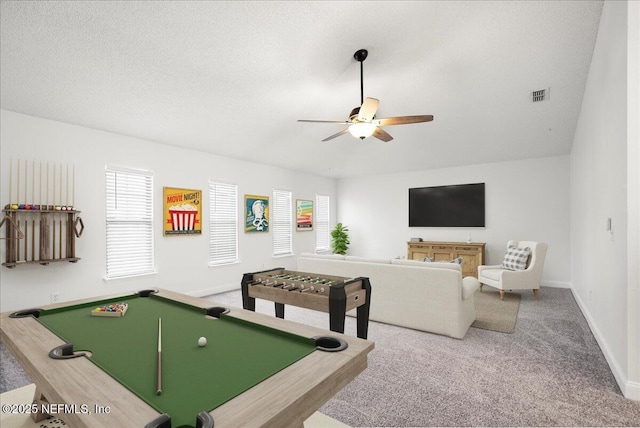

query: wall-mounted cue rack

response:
[1,159,84,268]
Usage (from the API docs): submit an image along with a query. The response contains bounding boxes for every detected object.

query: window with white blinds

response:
[315,194,330,251]
[105,166,155,279]
[208,180,238,266]
[272,189,293,257]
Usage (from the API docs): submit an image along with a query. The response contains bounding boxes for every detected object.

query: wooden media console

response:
[407,240,485,278]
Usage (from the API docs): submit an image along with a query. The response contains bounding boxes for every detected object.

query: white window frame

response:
[105,165,155,280]
[208,180,239,266]
[315,194,330,252]
[272,189,293,257]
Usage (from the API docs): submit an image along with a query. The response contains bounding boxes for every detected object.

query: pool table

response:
[0,289,374,428]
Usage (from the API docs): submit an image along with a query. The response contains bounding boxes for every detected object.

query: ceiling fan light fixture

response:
[349,122,376,139]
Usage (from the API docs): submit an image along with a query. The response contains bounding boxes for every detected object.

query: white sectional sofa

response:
[297,253,480,339]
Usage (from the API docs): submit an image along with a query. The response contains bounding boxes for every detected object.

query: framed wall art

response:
[245,194,269,233]
[163,187,202,235]
[296,199,313,231]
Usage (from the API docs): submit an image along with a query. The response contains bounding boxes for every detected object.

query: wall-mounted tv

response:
[409,183,485,227]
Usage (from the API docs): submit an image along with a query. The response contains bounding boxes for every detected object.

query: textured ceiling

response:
[0,1,603,178]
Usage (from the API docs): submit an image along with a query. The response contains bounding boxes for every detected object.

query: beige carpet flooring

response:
[207,287,640,427]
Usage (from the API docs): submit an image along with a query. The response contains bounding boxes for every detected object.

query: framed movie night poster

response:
[296,199,313,231]
[245,194,269,233]
[163,187,202,235]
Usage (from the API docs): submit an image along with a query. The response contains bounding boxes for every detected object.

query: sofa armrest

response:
[462,276,480,300]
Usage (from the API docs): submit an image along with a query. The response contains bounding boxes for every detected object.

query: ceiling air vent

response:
[531,88,549,102]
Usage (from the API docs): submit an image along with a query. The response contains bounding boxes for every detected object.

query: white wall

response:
[626,0,640,399]
[0,110,337,312]
[336,155,571,286]
[570,0,639,400]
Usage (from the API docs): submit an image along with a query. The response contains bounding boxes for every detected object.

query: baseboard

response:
[188,282,239,298]
[541,280,571,289]
[571,287,639,401]
[625,381,640,401]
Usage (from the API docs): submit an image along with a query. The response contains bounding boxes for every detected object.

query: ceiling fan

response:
[298,49,434,142]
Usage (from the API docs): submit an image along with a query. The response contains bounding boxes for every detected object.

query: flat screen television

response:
[409,183,485,227]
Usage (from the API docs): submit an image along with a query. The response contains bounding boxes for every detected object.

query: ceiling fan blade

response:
[358,97,379,122]
[322,129,350,142]
[376,115,434,126]
[372,127,393,142]
[298,119,349,124]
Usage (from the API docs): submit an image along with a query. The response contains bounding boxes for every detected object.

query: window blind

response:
[272,189,292,257]
[208,180,238,265]
[315,194,330,251]
[105,166,154,279]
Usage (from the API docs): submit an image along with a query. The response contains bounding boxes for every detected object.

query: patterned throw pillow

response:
[502,246,531,271]
[422,257,434,262]
[450,257,463,264]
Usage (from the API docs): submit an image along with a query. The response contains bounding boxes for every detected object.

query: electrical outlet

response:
[51,292,60,304]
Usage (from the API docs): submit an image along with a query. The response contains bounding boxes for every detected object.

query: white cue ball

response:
[198,337,207,347]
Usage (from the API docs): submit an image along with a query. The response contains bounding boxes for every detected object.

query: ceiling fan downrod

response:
[354,49,368,106]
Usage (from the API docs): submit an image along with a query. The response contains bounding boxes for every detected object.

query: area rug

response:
[471,288,521,333]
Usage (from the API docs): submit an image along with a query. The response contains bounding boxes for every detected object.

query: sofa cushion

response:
[345,256,391,264]
[480,268,505,281]
[391,258,462,272]
[502,246,531,270]
[299,252,345,260]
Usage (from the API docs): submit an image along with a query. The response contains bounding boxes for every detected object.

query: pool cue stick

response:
[65,164,72,258]
[59,164,62,259]
[23,160,27,261]
[65,163,69,210]
[70,164,75,258]
[39,161,43,262]
[41,162,50,261]
[47,162,50,210]
[156,318,162,395]
[52,163,56,259]
[17,159,20,207]
[16,160,20,260]
[8,158,14,262]
[31,160,35,261]
[23,159,28,261]
[16,159,27,262]
[9,158,12,207]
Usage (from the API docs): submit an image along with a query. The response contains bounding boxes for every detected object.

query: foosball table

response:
[241,268,372,339]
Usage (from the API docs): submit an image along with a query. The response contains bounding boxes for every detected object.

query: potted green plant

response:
[330,223,350,255]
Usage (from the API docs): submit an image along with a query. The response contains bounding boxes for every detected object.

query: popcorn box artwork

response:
[163,187,202,235]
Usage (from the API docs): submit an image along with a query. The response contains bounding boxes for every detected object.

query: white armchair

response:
[477,240,548,300]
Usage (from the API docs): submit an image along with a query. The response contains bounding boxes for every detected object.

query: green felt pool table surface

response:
[0,289,374,428]
[38,292,318,427]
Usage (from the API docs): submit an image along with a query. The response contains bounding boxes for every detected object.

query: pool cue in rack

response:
[241,268,371,339]
[2,159,82,268]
